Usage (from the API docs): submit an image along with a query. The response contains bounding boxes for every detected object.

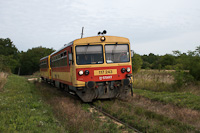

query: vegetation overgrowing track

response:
[37,78,200,132]
[90,103,141,133]
[65,92,141,132]
[39,80,141,132]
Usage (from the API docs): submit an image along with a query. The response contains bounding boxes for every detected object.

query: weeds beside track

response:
[0,75,66,132]
[35,81,134,132]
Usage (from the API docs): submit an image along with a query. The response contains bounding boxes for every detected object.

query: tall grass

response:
[0,72,8,91]
[130,69,200,131]
[35,82,127,132]
[133,70,175,91]
[134,89,200,111]
[128,94,200,130]
[133,69,200,94]
[94,100,198,133]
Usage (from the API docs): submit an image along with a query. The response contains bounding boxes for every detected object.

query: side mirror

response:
[69,53,72,61]
[131,50,134,57]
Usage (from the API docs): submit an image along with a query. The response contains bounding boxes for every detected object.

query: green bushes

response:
[140,46,200,82]
[132,53,143,74]
[0,55,19,73]
[173,69,194,88]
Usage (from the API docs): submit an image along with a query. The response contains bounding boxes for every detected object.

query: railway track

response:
[63,91,141,132]
[39,81,141,133]
[89,104,141,133]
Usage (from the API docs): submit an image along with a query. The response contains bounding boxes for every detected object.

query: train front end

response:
[73,36,133,102]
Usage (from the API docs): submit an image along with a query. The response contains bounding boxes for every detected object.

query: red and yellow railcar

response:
[40,55,51,82]
[40,35,133,102]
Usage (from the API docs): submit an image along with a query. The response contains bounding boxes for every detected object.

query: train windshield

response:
[105,44,130,63]
[76,45,103,65]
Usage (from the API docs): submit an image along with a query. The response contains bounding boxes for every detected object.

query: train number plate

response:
[94,69,117,76]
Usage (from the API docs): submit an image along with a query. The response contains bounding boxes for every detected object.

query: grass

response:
[133,88,200,111]
[0,74,66,132]
[2,69,199,132]
[133,70,175,92]
[133,69,200,111]
[128,94,200,130]
[35,81,130,132]
[1,73,131,132]
[128,69,200,131]
[94,100,198,133]
[0,72,8,91]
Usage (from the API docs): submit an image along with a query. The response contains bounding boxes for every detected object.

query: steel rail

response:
[40,81,141,132]
[90,104,142,133]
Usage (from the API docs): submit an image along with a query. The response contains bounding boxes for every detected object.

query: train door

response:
[68,48,73,84]
[48,55,51,80]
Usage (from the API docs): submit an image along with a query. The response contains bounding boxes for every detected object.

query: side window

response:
[68,47,73,66]
[61,53,63,66]
[56,55,58,67]
[68,52,72,66]
[64,51,67,66]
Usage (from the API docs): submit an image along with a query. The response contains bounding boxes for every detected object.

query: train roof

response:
[74,36,129,44]
[49,36,130,56]
[40,55,49,61]
[50,41,73,56]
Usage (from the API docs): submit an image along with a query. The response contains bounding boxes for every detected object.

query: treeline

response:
[1,37,200,81]
[0,38,54,75]
[132,46,200,81]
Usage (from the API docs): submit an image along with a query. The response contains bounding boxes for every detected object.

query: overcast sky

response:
[0,0,200,55]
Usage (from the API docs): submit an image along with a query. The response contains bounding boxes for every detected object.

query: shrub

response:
[189,62,200,81]
[173,70,194,88]
[132,53,143,74]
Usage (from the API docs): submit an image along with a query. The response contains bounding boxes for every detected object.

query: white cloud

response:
[0,0,200,54]
[134,31,200,55]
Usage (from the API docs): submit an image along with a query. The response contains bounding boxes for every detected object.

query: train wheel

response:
[59,83,65,91]
[64,84,69,92]
[52,81,55,86]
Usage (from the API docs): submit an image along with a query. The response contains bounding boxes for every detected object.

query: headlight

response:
[100,36,106,41]
[78,70,84,76]
[121,68,126,73]
[126,67,131,73]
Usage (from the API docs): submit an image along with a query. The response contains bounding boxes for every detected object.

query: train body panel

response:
[40,55,51,81]
[40,35,133,102]
[40,68,49,79]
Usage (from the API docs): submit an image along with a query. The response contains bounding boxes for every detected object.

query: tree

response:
[187,46,200,80]
[0,38,19,57]
[132,53,143,74]
[20,46,55,75]
[159,54,176,69]
[141,53,160,69]
[0,38,20,73]
[173,46,200,81]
